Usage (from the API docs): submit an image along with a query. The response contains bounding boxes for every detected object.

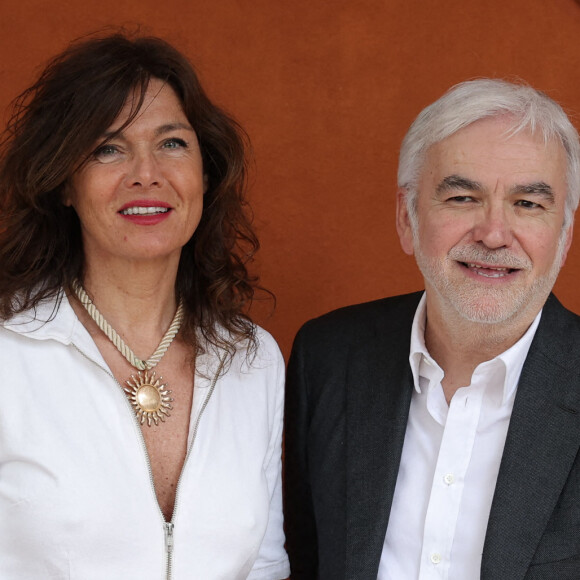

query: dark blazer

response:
[284,292,580,580]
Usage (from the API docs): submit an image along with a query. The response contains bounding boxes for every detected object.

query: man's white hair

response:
[398,79,580,229]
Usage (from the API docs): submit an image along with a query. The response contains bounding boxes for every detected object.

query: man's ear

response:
[559,221,574,268]
[396,188,415,256]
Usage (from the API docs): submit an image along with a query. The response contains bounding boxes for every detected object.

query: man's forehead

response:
[430,115,564,156]
[423,117,567,178]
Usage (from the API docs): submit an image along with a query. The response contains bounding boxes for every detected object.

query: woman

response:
[0,33,289,579]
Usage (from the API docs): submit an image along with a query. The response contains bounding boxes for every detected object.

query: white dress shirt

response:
[378,294,541,580]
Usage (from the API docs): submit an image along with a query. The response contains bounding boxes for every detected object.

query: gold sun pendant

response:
[124,370,173,427]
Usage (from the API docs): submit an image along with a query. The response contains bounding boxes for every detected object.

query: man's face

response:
[396,115,573,327]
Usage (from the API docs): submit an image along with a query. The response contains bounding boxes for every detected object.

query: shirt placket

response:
[418,384,485,579]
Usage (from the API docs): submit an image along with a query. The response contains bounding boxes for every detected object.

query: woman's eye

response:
[93,144,120,160]
[162,138,188,150]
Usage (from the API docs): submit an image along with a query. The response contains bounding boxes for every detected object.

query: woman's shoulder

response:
[226,323,285,379]
[208,321,282,363]
[217,326,280,382]
[253,324,283,362]
[196,322,283,381]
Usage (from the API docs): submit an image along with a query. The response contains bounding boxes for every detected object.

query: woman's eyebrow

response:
[99,122,195,140]
[154,122,195,136]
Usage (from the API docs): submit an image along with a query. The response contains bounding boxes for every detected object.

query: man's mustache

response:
[448,246,532,270]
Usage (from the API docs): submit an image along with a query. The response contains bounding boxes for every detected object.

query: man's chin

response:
[446,283,554,325]
[446,294,526,325]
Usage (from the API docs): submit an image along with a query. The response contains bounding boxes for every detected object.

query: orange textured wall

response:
[2,0,580,357]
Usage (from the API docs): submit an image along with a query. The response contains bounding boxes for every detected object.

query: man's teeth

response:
[466,263,509,278]
[121,207,169,215]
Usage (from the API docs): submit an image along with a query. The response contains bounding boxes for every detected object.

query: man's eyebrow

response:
[510,181,555,202]
[436,174,484,195]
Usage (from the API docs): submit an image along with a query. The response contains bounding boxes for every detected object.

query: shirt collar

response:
[3,290,79,344]
[409,292,542,405]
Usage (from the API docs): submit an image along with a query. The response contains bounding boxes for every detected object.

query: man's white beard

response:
[411,227,568,325]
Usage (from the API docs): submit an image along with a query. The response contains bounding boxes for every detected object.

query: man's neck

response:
[424,303,537,403]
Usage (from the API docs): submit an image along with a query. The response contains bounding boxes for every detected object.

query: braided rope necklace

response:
[72,280,184,427]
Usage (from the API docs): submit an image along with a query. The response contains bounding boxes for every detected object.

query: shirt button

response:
[431,552,442,565]
[444,473,455,485]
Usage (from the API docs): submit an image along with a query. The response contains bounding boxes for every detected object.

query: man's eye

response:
[447,195,474,203]
[515,200,541,209]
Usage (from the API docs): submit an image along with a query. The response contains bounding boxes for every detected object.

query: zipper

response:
[72,344,225,580]
[164,522,174,579]
[166,353,226,578]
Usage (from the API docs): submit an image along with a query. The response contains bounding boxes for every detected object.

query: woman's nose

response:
[125,151,163,188]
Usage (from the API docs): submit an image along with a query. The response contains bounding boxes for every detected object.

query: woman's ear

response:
[62,182,75,207]
[203,174,209,194]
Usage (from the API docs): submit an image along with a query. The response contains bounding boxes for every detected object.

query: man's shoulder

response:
[295,291,423,347]
[543,293,580,326]
[536,294,580,364]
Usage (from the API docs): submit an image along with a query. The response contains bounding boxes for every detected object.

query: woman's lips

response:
[118,202,172,225]
[120,206,170,216]
[118,200,172,224]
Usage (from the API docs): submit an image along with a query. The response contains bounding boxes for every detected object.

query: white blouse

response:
[0,293,289,580]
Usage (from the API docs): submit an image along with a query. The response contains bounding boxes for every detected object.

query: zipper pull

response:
[164,522,174,554]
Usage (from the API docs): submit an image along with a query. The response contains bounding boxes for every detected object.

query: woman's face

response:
[65,78,206,270]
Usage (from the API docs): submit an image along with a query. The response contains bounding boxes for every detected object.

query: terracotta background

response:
[1,0,580,358]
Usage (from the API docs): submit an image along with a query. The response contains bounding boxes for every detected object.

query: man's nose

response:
[471,204,514,249]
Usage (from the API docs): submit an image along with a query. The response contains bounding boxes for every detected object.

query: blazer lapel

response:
[482,296,580,580]
[345,322,415,578]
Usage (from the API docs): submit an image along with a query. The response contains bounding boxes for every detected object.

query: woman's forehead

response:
[105,79,187,135]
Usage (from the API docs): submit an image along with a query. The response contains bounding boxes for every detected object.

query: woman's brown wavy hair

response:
[0,32,263,357]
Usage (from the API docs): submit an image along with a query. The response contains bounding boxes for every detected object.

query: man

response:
[284,79,580,580]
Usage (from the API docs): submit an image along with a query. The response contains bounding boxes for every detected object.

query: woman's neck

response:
[72,255,182,355]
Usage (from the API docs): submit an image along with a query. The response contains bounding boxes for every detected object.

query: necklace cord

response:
[72,280,184,371]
